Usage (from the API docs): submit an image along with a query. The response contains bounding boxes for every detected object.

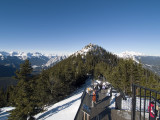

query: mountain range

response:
[117,51,160,76]
[0,51,67,77]
[0,44,160,77]
[1,44,160,120]
[73,44,160,76]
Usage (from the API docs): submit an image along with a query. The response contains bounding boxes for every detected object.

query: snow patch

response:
[109,90,120,109]
[35,79,91,120]
[117,51,145,63]
[145,64,153,67]
[0,107,15,120]
[117,51,144,58]
[35,93,82,120]
[44,56,66,67]
[32,65,39,69]
[73,43,102,56]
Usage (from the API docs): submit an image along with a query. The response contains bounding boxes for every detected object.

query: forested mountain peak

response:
[73,43,106,56]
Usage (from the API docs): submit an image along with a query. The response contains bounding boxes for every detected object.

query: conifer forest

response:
[0,45,160,120]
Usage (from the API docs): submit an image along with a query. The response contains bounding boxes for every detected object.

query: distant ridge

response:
[117,51,160,75]
[0,51,67,76]
[117,51,144,58]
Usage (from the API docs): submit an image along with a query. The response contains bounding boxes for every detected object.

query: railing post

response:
[140,88,141,120]
[149,91,151,120]
[110,86,112,97]
[144,89,146,120]
[131,84,160,120]
[154,93,157,120]
[132,84,136,120]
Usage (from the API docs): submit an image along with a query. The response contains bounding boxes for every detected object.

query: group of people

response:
[86,87,99,107]
[87,80,160,119]
[86,81,110,107]
[93,82,108,91]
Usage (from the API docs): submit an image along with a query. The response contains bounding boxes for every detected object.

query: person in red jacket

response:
[148,101,156,120]
[92,91,96,107]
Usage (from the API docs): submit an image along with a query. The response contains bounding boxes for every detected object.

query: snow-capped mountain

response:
[0,51,10,56]
[117,51,144,58]
[73,43,104,56]
[117,51,160,76]
[0,51,45,60]
[44,55,67,67]
[117,51,145,63]
[0,51,67,76]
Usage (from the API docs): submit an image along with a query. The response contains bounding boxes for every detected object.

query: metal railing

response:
[132,84,160,120]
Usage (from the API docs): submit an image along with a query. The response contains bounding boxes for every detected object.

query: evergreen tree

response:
[1,44,160,119]
[9,60,37,120]
[0,88,6,107]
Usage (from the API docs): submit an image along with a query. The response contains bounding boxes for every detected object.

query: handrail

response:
[74,87,87,120]
[134,84,160,94]
[108,84,127,100]
[132,84,160,120]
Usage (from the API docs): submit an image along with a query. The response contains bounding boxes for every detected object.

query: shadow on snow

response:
[0,111,9,120]
[37,97,81,120]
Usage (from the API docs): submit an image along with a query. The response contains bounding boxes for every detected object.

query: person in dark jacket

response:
[99,83,102,93]
[93,89,99,103]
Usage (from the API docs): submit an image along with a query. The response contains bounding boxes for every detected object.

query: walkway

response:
[75,89,111,120]
[90,90,111,120]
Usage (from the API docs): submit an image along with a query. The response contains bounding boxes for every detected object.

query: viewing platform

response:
[75,87,132,120]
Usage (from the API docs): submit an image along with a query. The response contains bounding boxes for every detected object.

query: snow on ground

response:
[0,107,15,120]
[0,79,91,120]
[0,79,151,120]
[35,92,83,120]
[109,89,150,118]
[107,86,150,118]
[122,97,150,112]
[107,87,150,113]
[121,97,132,111]
[95,80,102,84]
[32,65,39,68]
[35,79,91,120]
[109,90,120,109]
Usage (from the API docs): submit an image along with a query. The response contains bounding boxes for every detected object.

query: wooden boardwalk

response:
[90,92,111,120]
[75,89,112,120]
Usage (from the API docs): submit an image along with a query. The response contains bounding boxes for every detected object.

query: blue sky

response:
[0,0,160,55]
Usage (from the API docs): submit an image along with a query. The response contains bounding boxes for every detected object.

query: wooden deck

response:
[75,89,112,120]
[90,90,111,120]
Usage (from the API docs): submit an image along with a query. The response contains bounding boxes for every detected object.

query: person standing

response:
[92,91,96,107]
[95,90,99,103]
[148,101,156,120]
[99,83,102,92]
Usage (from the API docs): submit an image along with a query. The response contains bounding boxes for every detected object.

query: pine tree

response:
[0,88,6,107]
[9,60,37,120]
